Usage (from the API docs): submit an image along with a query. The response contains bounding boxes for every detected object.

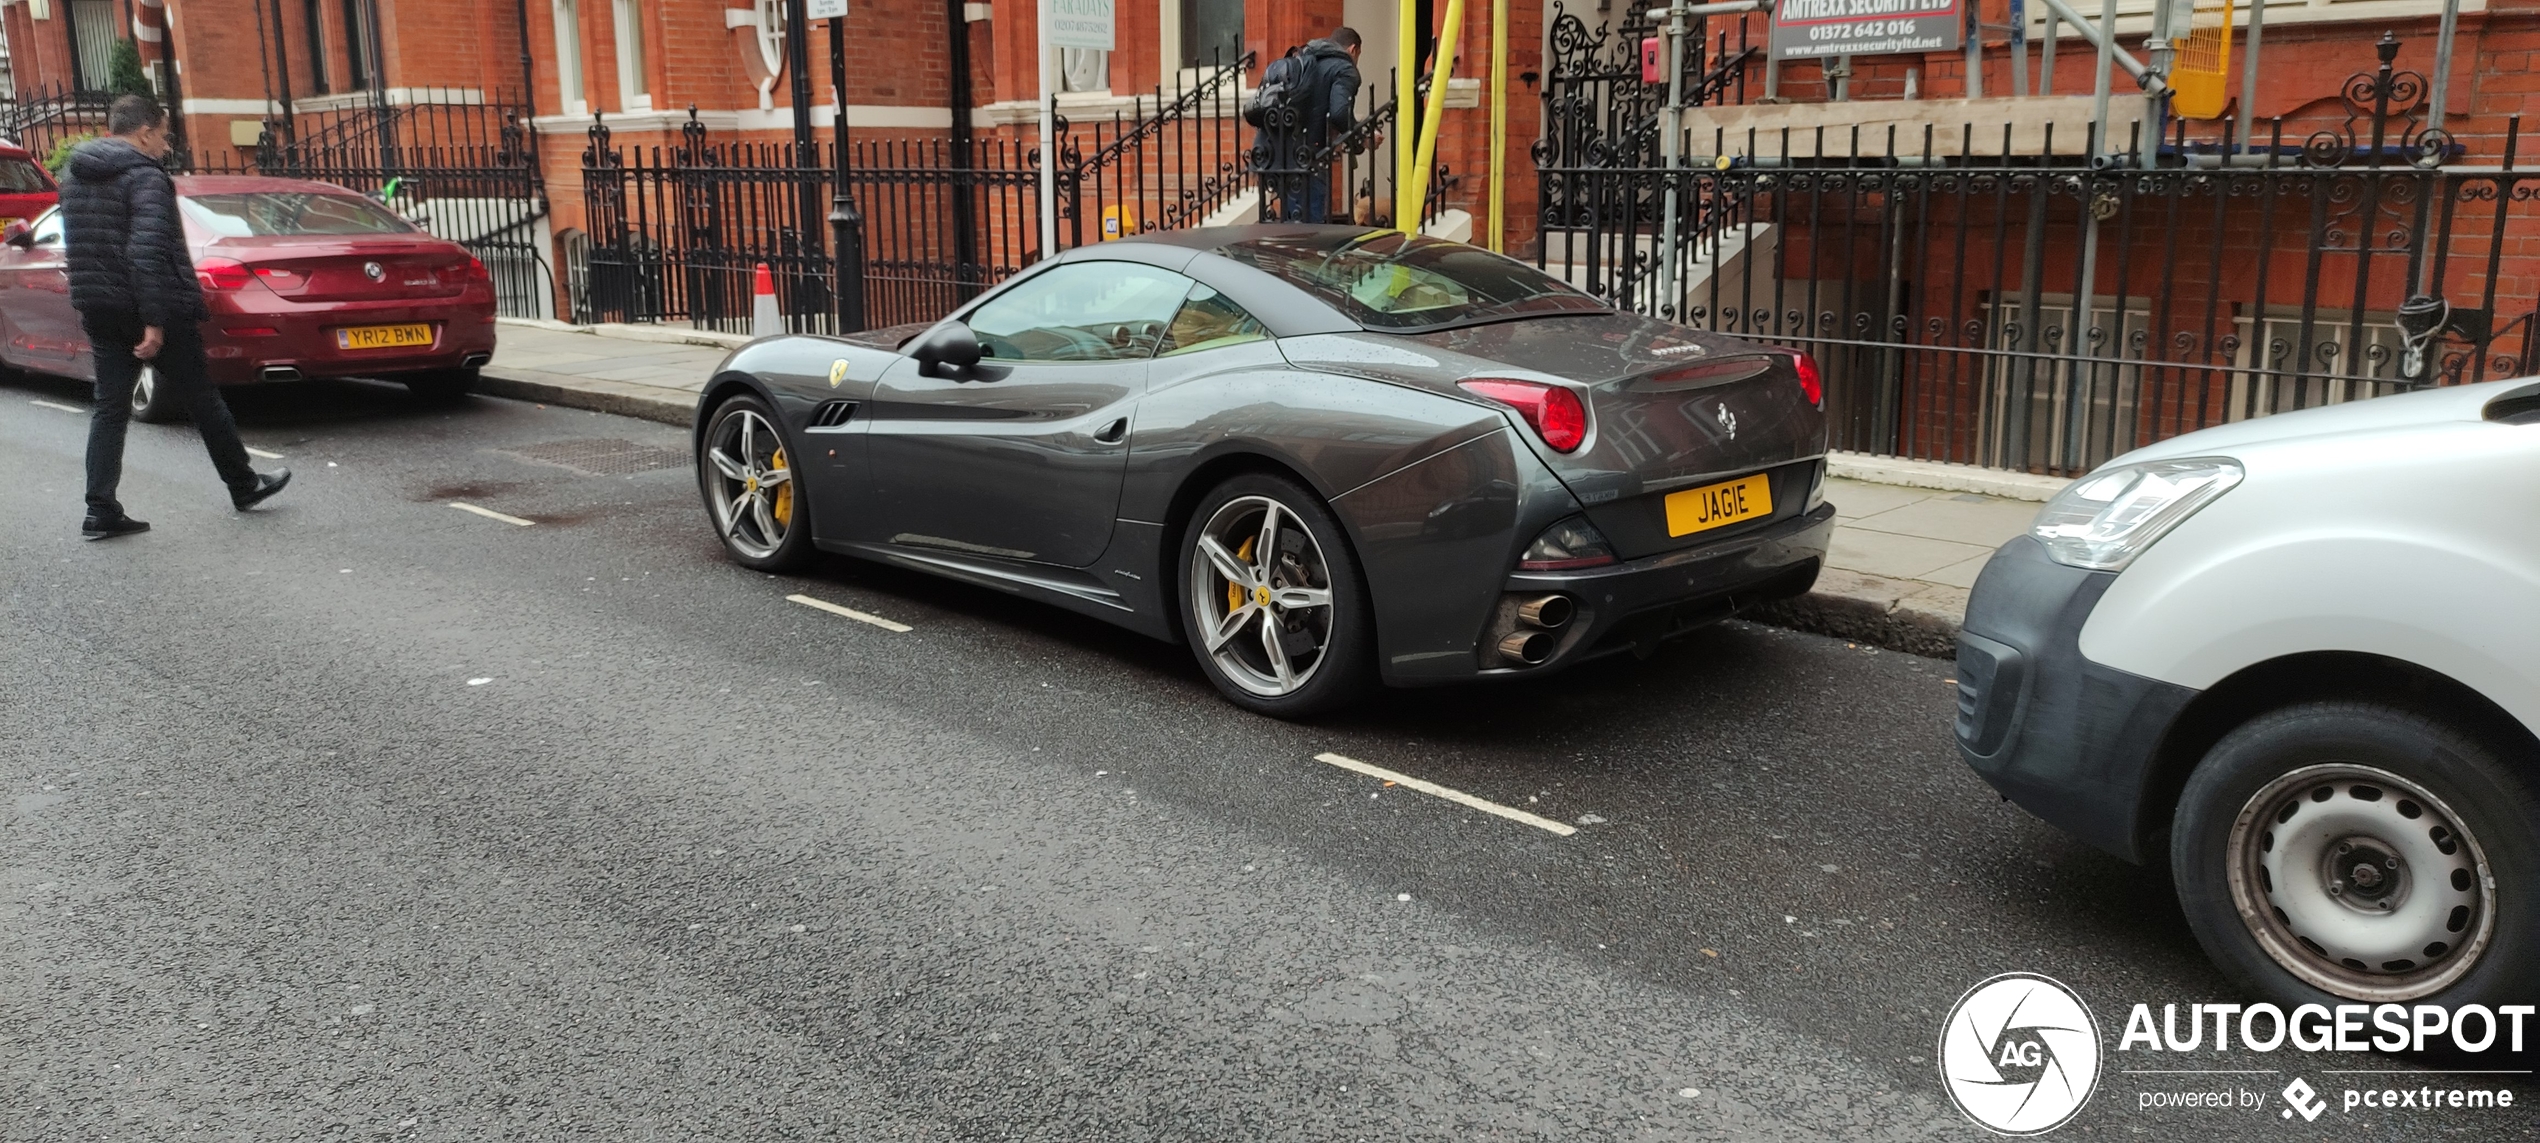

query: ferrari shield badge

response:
[828,359,849,387]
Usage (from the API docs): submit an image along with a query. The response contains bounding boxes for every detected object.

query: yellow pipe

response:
[1401,0,1464,236]
[1487,0,1506,251]
[1396,0,1417,227]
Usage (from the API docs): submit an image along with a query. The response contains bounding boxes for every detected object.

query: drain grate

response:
[501,438,689,476]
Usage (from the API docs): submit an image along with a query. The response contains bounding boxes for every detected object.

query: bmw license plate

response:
[1663,473,1773,537]
[337,323,433,350]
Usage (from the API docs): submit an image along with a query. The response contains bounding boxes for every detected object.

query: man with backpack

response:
[1246,27,1366,224]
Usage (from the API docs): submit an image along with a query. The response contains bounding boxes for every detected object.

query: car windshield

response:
[180,191,416,237]
[1216,230,1607,332]
[0,156,50,194]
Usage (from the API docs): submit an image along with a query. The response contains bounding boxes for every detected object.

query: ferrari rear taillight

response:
[1458,378,1589,453]
[196,257,252,291]
[1792,352,1824,408]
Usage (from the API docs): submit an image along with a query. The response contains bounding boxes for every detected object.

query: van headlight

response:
[2031,457,2243,571]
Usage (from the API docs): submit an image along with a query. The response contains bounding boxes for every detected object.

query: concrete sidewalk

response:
[482,320,2064,656]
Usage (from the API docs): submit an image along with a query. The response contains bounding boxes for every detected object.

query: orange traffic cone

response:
[751,262,782,338]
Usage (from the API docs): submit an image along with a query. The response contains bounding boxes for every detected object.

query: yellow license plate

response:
[1664,473,1774,537]
[337,323,433,350]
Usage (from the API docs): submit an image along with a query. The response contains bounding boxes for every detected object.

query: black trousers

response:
[83,312,256,518]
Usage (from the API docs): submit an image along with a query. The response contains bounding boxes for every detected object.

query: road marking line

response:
[30,398,83,413]
[1313,752,1578,836]
[245,446,284,459]
[448,501,535,526]
[788,593,912,632]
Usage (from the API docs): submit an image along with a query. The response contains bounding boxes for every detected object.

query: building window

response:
[1060,48,1109,93]
[614,0,651,110]
[302,0,332,93]
[1179,0,1241,69]
[553,0,586,113]
[67,0,116,92]
[341,0,381,90]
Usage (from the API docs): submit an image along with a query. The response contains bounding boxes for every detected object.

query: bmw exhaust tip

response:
[461,352,492,368]
[259,366,303,383]
[1517,594,1575,630]
[1497,630,1557,666]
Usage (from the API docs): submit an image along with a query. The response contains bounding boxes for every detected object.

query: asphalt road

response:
[3,376,2524,1141]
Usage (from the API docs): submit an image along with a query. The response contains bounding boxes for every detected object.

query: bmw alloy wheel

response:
[703,407,795,561]
[2226,762,2496,1001]
[130,365,156,414]
[1188,495,1336,698]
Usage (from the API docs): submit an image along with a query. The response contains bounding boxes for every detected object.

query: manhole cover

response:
[501,438,689,476]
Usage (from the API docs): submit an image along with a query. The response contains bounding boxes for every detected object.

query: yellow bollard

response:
[1400,0,1465,236]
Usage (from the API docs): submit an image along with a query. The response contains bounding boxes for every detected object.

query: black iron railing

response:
[1538,34,2538,475]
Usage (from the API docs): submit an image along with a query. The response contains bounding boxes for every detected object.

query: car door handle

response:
[1093,417,1127,443]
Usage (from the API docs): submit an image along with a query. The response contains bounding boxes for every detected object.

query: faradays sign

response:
[1770,0,1962,60]
[1046,0,1114,51]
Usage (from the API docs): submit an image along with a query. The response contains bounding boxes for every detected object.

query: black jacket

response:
[62,138,206,326]
[1292,40,1361,147]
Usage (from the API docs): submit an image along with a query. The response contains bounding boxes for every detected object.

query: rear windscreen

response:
[0,157,50,194]
[180,192,416,237]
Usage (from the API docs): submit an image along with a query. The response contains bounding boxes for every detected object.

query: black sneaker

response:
[82,515,150,541]
[233,468,291,511]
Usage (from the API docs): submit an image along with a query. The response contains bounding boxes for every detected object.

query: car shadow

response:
[1,369,477,430]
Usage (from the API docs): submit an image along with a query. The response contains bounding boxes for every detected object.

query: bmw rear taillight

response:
[453,256,490,283]
[1792,352,1824,408]
[196,257,252,291]
[1459,378,1589,452]
[1518,515,1618,570]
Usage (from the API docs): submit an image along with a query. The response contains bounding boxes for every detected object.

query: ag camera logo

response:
[1940,973,2103,1135]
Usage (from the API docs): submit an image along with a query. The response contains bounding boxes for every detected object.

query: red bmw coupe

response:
[0,174,497,421]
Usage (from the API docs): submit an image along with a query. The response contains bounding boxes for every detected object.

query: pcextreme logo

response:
[1938,973,2104,1136]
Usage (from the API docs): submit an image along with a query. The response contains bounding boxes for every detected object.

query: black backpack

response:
[1243,52,1305,128]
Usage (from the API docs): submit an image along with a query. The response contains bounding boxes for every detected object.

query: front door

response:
[865,260,1196,568]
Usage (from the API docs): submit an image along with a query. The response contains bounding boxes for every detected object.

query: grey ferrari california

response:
[693,225,1834,715]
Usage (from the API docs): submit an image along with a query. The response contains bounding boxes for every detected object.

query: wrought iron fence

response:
[1253,70,1458,230]
[579,117,1044,334]
[1537,33,2538,475]
[1,85,116,170]
[193,92,553,320]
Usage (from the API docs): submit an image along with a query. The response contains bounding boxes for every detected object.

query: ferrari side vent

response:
[808,400,857,429]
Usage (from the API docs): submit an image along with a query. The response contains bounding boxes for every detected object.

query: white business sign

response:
[805,0,848,19]
[1047,0,1114,51]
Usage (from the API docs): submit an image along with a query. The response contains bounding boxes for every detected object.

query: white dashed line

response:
[1313,752,1579,836]
[245,446,284,459]
[448,501,535,526]
[30,398,83,413]
[787,593,912,632]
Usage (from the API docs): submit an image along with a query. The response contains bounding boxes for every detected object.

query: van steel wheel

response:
[2225,762,2493,1000]
[2174,701,2536,1008]
[699,396,812,571]
[1179,474,1375,717]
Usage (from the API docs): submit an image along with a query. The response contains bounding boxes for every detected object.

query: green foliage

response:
[45,133,100,176]
[106,39,154,98]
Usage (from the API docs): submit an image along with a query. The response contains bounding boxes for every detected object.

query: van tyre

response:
[1179,473,1377,718]
[2172,701,2538,1010]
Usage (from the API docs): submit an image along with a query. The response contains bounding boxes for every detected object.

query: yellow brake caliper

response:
[1227,535,1255,613]
[769,447,793,528]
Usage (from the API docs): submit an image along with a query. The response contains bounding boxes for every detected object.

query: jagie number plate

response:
[1663,472,1773,537]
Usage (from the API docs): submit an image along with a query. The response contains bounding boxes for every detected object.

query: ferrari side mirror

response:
[910,320,983,376]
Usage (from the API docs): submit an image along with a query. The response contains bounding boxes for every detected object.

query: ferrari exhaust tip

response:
[1497,630,1557,666]
[1517,594,1575,630]
[259,366,303,383]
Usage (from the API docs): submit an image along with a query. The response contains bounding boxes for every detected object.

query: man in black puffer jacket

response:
[65,95,286,540]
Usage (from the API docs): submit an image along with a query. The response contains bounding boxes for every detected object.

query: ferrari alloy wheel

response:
[128,365,179,423]
[700,396,812,572]
[1181,475,1375,717]
[2174,701,2536,1007]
